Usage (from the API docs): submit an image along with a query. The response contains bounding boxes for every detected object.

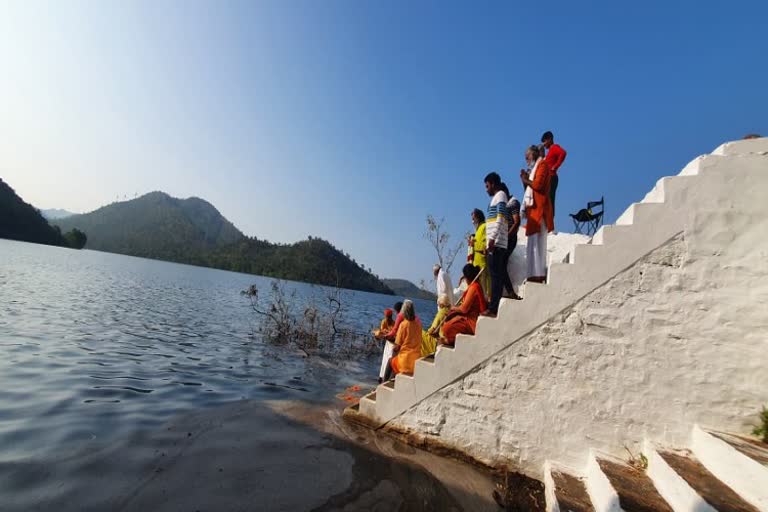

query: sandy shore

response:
[8,398,500,511]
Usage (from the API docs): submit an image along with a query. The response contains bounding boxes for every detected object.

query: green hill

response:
[55,192,245,260]
[207,237,392,294]
[382,278,437,301]
[0,178,85,248]
[54,191,392,294]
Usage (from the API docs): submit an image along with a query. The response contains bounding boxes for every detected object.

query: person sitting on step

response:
[390,300,423,376]
[421,293,451,356]
[373,308,395,339]
[439,264,487,346]
[377,301,401,383]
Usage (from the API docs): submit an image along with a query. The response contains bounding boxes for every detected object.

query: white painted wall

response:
[388,149,768,477]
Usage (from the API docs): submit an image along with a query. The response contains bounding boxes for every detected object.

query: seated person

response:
[384,302,420,342]
[373,308,395,339]
[439,264,487,346]
[390,300,423,376]
[421,294,450,356]
[378,302,402,383]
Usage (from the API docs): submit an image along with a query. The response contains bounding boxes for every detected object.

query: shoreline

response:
[5,397,506,511]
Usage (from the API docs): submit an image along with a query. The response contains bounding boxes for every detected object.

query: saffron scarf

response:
[523,157,544,211]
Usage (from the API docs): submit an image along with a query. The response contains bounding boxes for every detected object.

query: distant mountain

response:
[383,278,436,301]
[41,208,76,220]
[54,191,392,294]
[0,178,85,249]
[55,191,245,260]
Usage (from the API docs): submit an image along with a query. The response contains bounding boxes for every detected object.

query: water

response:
[0,239,436,472]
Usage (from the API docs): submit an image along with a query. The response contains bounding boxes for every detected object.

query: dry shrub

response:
[242,280,379,359]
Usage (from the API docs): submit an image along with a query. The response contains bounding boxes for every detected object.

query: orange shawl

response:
[525,159,555,236]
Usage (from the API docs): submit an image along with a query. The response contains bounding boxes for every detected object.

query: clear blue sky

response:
[2,1,766,286]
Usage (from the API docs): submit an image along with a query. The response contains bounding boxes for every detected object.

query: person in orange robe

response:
[520,144,554,283]
[372,308,395,339]
[390,300,423,376]
[439,264,488,345]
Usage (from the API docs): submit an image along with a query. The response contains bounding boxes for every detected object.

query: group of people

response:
[373,131,567,380]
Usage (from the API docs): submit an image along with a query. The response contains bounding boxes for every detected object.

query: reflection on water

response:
[0,240,435,471]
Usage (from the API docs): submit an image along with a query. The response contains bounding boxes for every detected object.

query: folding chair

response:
[570,196,604,236]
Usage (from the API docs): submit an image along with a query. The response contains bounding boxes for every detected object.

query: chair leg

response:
[573,219,582,234]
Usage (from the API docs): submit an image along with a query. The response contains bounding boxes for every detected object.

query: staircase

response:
[545,424,768,511]
[346,137,768,429]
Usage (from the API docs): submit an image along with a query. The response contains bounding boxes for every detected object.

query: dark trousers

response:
[550,174,559,217]
[501,236,517,294]
[487,247,508,314]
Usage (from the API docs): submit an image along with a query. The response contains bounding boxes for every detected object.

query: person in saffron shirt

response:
[520,145,554,283]
[541,130,567,216]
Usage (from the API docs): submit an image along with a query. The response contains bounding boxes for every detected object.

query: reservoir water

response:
[0,239,448,509]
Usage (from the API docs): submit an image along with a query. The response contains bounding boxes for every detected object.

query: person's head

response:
[437,293,450,308]
[525,145,541,166]
[541,131,554,149]
[384,308,393,319]
[462,263,480,282]
[484,172,501,196]
[499,182,510,198]
[393,301,403,313]
[401,299,416,321]
[433,264,441,278]
[471,208,485,227]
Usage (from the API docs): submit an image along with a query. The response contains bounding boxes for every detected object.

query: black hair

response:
[394,301,403,312]
[462,263,480,282]
[484,172,501,187]
[541,131,554,143]
[499,182,510,197]
[472,208,485,223]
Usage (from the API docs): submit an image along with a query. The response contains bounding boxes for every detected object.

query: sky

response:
[1,1,766,286]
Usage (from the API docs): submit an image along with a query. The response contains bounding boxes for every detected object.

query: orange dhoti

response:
[441,281,486,344]
[442,315,478,344]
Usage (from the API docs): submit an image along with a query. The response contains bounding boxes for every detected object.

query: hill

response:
[41,208,76,220]
[383,278,437,301]
[55,192,245,261]
[208,237,392,294]
[0,178,85,248]
[54,191,392,294]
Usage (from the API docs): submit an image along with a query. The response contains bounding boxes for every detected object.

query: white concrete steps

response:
[651,448,758,512]
[713,137,768,156]
[545,462,595,512]
[691,426,768,510]
[344,137,768,429]
[545,425,768,512]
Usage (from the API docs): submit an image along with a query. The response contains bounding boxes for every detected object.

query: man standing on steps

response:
[541,131,567,217]
[481,172,508,317]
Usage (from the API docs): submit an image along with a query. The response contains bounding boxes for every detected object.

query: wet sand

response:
[7,398,500,511]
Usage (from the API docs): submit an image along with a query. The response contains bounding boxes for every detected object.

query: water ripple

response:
[0,238,437,477]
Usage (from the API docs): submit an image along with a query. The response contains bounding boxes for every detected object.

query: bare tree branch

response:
[423,215,464,274]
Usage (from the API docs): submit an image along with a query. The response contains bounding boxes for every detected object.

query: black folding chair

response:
[570,196,604,236]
